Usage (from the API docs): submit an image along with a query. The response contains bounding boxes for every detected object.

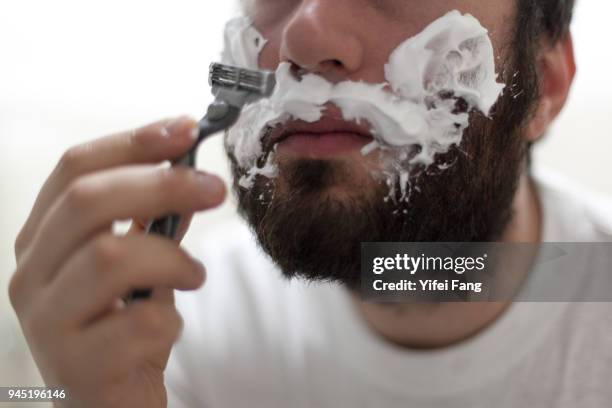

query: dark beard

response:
[227,42,539,290]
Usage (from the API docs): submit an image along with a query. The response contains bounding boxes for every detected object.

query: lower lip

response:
[276,132,372,158]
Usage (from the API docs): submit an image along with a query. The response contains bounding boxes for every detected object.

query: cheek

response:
[256,27,283,70]
[470,7,516,55]
[430,0,516,59]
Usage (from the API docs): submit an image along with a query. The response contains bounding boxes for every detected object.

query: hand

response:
[9,117,226,407]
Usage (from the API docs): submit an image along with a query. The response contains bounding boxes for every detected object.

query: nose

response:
[280,0,365,82]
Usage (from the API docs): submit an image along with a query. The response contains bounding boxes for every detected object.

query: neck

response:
[353,172,542,349]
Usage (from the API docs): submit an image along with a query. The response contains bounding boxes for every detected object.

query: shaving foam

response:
[221,16,268,69]
[223,12,505,194]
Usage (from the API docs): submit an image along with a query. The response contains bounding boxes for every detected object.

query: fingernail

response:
[190,125,200,140]
[161,116,193,138]
[159,126,171,138]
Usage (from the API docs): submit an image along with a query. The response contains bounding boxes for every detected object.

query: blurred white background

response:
[0,0,610,405]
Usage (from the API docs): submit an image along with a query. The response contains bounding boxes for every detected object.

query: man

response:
[8,0,612,407]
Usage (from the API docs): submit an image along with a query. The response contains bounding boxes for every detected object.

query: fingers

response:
[80,302,184,379]
[7,116,212,404]
[149,287,176,306]
[128,213,195,243]
[19,165,225,285]
[15,117,198,259]
[44,233,205,326]
[174,213,195,243]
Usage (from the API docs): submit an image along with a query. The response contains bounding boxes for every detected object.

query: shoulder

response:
[533,167,612,242]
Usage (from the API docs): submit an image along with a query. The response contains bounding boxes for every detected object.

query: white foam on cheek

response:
[223,11,505,191]
[221,16,267,69]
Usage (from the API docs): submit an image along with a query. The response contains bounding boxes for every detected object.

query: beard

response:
[226,42,539,290]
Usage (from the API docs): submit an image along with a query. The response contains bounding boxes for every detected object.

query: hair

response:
[511,0,576,106]
[520,0,575,44]
[512,0,575,157]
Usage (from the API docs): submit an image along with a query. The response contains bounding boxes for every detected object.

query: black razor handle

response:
[127,104,241,302]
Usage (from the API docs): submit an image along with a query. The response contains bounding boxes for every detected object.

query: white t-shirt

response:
[166,169,612,408]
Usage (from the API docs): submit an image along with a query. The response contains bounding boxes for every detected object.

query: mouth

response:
[268,106,375,159]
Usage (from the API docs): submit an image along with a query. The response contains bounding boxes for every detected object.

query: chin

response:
[273,155,381,200]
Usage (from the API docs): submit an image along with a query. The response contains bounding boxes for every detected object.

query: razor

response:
[129,63,276,301]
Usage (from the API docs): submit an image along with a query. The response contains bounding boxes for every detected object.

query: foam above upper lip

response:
[222,11,505,193]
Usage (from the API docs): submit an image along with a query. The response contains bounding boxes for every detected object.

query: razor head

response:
[209,63,276,98]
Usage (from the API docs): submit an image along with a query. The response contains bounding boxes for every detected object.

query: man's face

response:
[227,0,538,288]
[249,0,515,101]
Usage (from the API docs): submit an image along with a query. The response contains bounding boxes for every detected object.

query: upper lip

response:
[266,105,374,147]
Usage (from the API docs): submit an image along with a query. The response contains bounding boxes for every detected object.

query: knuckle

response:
[169,310,184,340]
[8,271,25,312]
[14,228,29,259]
[64,178,97,213]
[58,145,86,176]
[155,308,183,345]
[89,235,123,269]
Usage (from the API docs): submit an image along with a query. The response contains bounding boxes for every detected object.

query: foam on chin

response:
[223,11,505,194]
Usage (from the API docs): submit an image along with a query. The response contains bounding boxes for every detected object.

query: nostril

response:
[286,59,345,82]
[289,61,308,80]
[319,59,346,75]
